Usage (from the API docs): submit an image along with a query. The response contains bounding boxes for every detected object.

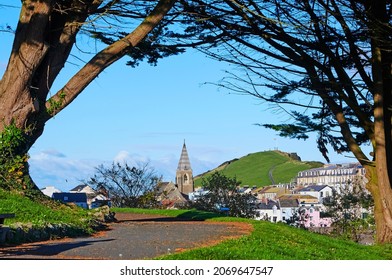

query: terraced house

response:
[296,163,365,187]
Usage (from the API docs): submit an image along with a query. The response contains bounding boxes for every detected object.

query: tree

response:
[171,0,392,243]
[0,0,178,191]
[88,161,162,207]
[194,172,257,218]
[324,184,375,242]
[287,206,311,229]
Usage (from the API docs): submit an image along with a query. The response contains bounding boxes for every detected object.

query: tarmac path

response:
[0,212,252,260]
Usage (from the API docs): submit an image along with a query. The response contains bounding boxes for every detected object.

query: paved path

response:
[0,213,252,260]
[268,165,276,185]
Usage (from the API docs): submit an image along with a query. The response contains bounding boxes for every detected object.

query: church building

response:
[176,141,194,194]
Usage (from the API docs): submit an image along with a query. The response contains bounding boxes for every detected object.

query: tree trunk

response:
[365,165,392,243]
[0,0,95,152]
[368,74,392,243]
[363,0,392,244]
[0,1,51,146]
[0,0,177,191]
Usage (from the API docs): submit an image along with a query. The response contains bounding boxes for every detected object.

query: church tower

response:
[176,141,194,194]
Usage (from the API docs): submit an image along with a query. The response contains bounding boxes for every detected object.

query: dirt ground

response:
[0,212,253,260]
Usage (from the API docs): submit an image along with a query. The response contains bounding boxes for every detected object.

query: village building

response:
[279,198,300,222]
[188,188,209,201]
[52,192,88,209]
[297,185,333,204]
[153,141,195,208]
[175,141,194,195]
[296,205,332,228]
[256,186,290,200]
[255,199,282,222]
[40,186,61,197]
[70,184,110,209]
[296,163,365,187]
[279,194,320,206]
[69,184,95,194]
[156,182,188,208]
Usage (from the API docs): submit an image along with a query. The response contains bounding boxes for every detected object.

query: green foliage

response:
[46,91,66,116]
[88,8,185,68]
[0,122,32,191]
[193,172,257,218]
[173,0,379,162]
[324,183,375,243]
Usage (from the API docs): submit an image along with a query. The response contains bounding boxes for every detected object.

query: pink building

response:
[297,206,332,228]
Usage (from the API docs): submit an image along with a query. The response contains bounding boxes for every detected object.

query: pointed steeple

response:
[177,141,192,171]
[176,141,194,194]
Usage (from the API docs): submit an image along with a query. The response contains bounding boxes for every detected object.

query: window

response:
[184,174,188,184]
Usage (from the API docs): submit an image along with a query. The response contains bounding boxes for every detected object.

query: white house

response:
[298,185,333,204]
[69,184,110,209]
[279,198,300,223]
[40,186,61,197]
[255,199,282,223]
[70,184,96,194]
[188,188,209,201]
[90,194,112,209]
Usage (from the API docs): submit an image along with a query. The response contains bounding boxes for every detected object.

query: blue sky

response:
[1,3,363,191]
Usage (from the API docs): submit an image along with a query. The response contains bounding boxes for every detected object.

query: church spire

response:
[176,141,194,194]
[177,141,192,171]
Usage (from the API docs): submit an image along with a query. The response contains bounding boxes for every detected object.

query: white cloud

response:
[39,149,66,158]
[113,150,149,165]
[29,150,99,191]
[28,148,221,192]
[112,151,176,181]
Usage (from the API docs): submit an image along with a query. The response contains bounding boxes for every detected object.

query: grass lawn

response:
[2,190,391,260]
[0,189,98,236]
[112,208,392,260]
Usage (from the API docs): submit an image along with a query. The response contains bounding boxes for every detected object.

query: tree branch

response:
[45,0,177,120]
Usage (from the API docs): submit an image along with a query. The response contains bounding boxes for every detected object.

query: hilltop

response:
[194,150,323,188]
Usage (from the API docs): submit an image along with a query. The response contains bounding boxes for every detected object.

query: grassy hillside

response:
[194,150,323,188]
[113,208,392,260]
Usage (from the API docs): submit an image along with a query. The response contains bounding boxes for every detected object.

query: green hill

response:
[194,150,323,188]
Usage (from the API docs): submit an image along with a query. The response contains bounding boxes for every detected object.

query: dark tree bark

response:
[0,0,177,189]
[174,0,392,243]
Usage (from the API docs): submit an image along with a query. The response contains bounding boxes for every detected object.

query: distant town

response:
[41,143,369,234]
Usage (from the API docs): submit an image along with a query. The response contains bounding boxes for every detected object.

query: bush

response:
[193,172,257,218]
[88,161,162,208]
[323,183,375,242]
